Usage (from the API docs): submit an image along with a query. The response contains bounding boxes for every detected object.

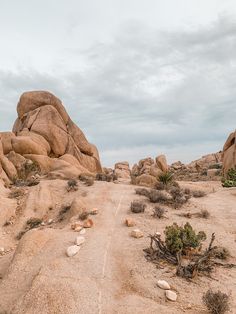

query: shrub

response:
[222,168,236,187]
[135,188,150,197]
[152,206,166,219]
[202,289,230,314]
[79,174,95,186]
[155,181,165,190]
[79,211,90,220]
[192,190,206,198]
[96,173,117,182]
[158,171,174,186]
[130,201,146,213]
[26,218,43,229]
[18,160,40,181]
[148,190,169,203]
[197,209,210,219]
[8,188,24,199]
[212,247,230,260]
[169,187,190,208]
[208,163,222,170]
[67,179,78,192]
[165,222,206,254]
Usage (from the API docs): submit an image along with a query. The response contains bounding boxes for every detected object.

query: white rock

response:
[48,219,53,224]
[66,245,80,257]
[165,290,177,302]
[131,229,144,238]
[0,247,5,253]
[75,236,85,246]
[157,280,170,290]
[79,228,86,235]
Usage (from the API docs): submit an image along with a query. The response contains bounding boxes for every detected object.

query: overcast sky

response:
[0,0,236,166]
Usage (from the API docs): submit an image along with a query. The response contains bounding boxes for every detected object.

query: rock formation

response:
[222,130,236,176]
[0,91,102,183]
[114,161,131,180]
[131,155,168,187]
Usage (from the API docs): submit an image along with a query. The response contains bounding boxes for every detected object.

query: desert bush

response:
[18,160,40,181]
[169,187,190,208]
[152,206,166,219]
[17,217,43,240]
[197,209,210,219]
[212,247,230,260]
[79,174,95,186]
[158,171,174,186]
[8,188,24,199]
[192,190,206,198]
[165,222,206,254]
[96,172,117,182]
[209,163,222,170]
[130,201,146,213]
[148,190,169,203]
[135,188,150,197]
[79,211,90,220]
[155,181,165,190]
[67,179,78,192]
[202,289,230,314]
[184,188,191,195]
[222,168,236,187]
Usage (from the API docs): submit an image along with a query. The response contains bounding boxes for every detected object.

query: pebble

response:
[131,229,144,238]
[83,219,94,228]
[157,280,170,290]
[165,290,177,302]
[0,247,5,254]
[79,228,86,235]
[75,236,85,246]
[48,219,53,225]
[66,245,80,257]
[125,218,136,227]
[71,222,83,232]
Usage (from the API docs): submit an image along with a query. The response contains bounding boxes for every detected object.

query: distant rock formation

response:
[0,91,102,184]
[114,161,131,180]
[131,155,168,187]
[222,130,236,176]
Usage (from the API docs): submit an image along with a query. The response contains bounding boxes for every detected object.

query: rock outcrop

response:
[0,91,102,182]
[131,155,168,187]
[114,161,131,180]
[222,130,236,176]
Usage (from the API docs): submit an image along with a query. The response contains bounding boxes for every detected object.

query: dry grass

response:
[79,174,95,186]
[8,188,25,199]
[67,179,78,192]
[152,206,166,219]
[212,247,230,260]
[202,289,230,314]
[135,188,150,197]
[192,190,206,198]
[130,201,146,213]
[148,190,169,203]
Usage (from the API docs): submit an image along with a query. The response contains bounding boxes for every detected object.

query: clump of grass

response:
[169,187,190,208]
[67,179,78,192]
[165,222,206,255]
[158,171,174,187]
[222,168,236,187]
[96,173,117,182]
[212,247,230,260]
[8,188,24,199]
[202,289,230,314]
[152,206,166,219]
[148,190,169,203]
[79,174,95,186]
[16,217,43,240]
[197,209,210,219]
[192,190,206,198]
[131,201,146,213]
[79,211,90,221]
[154,181,165,190]
[135,188,150,197]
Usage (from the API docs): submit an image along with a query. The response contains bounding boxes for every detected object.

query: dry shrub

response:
[130,201,146,213]
[148,190,169,203]
[169,187,190,208]
[79,174,95,186]
[192,190,206,198]
[202,289,230,314]
[8,188,25,199]
[96,173,117,182]
[67,179,78,192]
[155,181,165,190]
[212,247,230,260]
[152,206,166,219]
[196,209,210,219]
[17,217,43,240]
[135,188,150,197]
[79,211,90,221]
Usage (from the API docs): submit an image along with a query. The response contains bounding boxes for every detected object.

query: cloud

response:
[0,15,236,166]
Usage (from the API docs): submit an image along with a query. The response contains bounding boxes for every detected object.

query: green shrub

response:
[158,171,174,186]
[164,222,206,254]
[222,168,236,187]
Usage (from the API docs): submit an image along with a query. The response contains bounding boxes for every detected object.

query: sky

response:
[0,0,236,167]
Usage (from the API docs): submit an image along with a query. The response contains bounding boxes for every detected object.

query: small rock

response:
[90,208,98,215]
[75,236,85,246]
[155,232,161,237]
[48,219,53,225]
[79,228,86,235]
[131,229,144,238]
[71,222,83,232]
[83,218,94,228]
[165,290,177,302]
[157,280,170,290]
[66,245,80,257]
[125,218,136,227]
[0,247,5,255]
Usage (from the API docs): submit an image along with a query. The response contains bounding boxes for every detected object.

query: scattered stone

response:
[155,232,161,237]
[75,236,85,246]
[66,245,80,257]
[0,247,5,255]
[165,290,177,302]
[71,222,83,232]
[90,208,98,215]
[131,229,144,238]
[125,218,136,227]
[83,218,94,228]
[157,280,170,290]
[47,219,53,225]
[79,228,86,235]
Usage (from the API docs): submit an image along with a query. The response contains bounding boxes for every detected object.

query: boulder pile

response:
[0,91,102,184]
[131,155,168,187]
[222,130,236,176]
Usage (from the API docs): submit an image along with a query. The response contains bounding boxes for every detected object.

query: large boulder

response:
[156,155,168,172]
[0,132,16,154]
[114,161,131,180]
[222,131,236,176]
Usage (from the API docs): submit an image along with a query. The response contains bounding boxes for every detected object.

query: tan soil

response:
[0,180,235,313]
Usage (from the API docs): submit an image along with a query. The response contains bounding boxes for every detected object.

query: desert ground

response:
[0,178,235,314]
